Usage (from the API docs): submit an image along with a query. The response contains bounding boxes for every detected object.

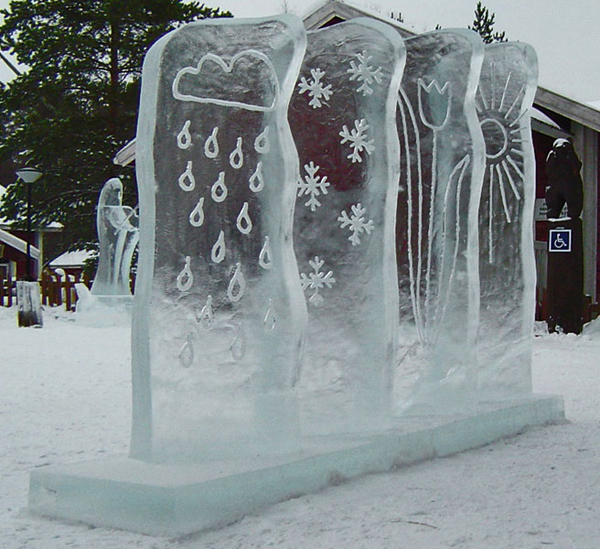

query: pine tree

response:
[468,1,507,44]
[0,0,231,258]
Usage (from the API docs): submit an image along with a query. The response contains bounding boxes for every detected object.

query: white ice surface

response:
[2,308,600,548]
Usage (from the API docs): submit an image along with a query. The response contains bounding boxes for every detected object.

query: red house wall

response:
[0,229,39,279]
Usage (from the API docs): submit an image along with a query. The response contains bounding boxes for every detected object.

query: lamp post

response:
[16,167,42,281]
[15,167,43,327]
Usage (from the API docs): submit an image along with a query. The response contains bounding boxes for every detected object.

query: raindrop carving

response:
[177,120,192,149]
[249,162,265,193]
[178,161,195,192]
[178,334,194,368]
[176,256,193,292]
[211,230,226,264]
[236,202,252,235]
[258,236,273,269]
[230,324,245,361]
[197,295,214,330]
[211,172,228,203]
[254,126,270,153]
[229,137,244,169]
[263,300,277,331]
[204,126,219,158]
[227,262,246,302]
[189,196,205,227]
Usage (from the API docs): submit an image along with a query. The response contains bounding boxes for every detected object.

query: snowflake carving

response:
[347,51,383,96]
[297,161,330,211]
[339,119,375,163]
[300,256,336,307]
[338,203,374,246]
[298,68,333,108]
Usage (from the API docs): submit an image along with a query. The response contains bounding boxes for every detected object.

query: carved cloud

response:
[172,50,279,112]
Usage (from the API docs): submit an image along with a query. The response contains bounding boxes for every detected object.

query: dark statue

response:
[545,138,583,219]
[545,138,584,334]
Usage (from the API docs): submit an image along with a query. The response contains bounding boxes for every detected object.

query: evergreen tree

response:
[0,0,231,258]
[469,1,507,44]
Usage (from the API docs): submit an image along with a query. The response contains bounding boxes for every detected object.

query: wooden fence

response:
[0,271,91,311]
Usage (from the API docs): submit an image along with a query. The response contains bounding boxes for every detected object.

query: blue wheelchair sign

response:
[549,229,572,252]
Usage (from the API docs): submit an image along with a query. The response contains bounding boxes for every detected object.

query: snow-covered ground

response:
[1,305,599,549]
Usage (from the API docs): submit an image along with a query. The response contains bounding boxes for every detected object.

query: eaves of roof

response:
[535,87,600,133]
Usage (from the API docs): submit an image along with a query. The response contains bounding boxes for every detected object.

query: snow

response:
[587,100,600,112]
[2,307,600,548]
[49,250,95,269]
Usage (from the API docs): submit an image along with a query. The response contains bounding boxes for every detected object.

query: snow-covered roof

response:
[49,250,95,268]
[530,107,571,139]
[587,100,600,112]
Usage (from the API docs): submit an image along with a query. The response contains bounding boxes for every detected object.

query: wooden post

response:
[573,125,598,303]
[7,272,12,307]
[65,275,73,311]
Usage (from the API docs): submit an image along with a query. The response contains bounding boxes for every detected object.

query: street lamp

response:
[16,167,42,281]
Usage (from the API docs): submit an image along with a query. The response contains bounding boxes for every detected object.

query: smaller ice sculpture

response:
[290,18,405,434]
[394,30,486,413]
[16,281,43,327]
[476,43,538,397]
[90,177,139,296]
[133,15,307,461]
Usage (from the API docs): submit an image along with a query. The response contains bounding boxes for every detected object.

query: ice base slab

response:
[29,394,564,537]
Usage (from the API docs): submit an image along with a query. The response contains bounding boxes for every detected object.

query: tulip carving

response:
[417,78,452,131]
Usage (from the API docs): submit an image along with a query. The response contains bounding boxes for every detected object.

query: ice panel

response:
[91,178,139,296]
[289,18,405,434]
[394,30,486,414]
[133,16,307,461]
[476,43,538,399]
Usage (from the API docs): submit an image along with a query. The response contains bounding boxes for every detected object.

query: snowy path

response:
[1,307,599,548]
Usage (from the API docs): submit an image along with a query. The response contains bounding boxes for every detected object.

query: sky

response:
[0,0,598,105]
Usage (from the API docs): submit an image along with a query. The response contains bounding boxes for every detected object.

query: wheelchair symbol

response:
[554,234,567,249]
[549,229,571,253]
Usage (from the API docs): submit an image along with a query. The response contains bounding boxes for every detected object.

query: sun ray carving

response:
[477,60,531,264]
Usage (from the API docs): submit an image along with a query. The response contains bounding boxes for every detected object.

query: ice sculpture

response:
[133,15,307,461]
[91,177,139,296]
[394,30,486,413]
[16,280,43,327]
[476,43,538,398]
[289,19,405,434]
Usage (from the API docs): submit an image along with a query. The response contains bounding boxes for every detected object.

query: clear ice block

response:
[289,18,406,434]
[394,30,486,414]
[476,42,538,399]
[133,15,307,461]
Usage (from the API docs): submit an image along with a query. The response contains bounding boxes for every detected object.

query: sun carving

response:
[477,64,529,263]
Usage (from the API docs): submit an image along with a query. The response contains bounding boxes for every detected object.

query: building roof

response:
[49,250,95,269]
